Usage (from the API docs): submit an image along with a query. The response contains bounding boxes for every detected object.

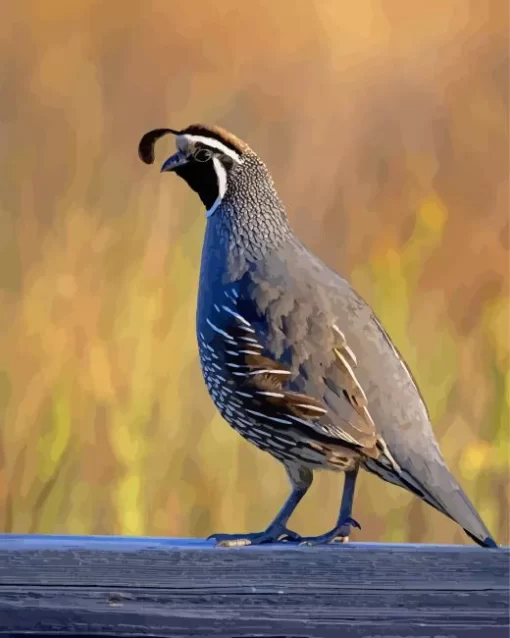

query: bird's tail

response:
[364,455,498,548]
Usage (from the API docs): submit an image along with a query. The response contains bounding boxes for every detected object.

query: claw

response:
[346,516,361,530]
[299,516,361,546]
[276,529,302,542]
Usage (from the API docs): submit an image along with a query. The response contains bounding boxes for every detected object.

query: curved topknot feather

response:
[138,128,180,164]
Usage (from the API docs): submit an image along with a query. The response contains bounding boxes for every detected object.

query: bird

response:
[138,123,497,549]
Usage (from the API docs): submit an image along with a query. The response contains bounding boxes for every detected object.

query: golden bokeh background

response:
[0,1,508,545]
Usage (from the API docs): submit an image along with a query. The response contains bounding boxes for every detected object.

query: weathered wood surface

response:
[0,535,507,637]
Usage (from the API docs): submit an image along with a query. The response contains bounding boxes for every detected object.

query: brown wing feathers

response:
[215,305,388,458]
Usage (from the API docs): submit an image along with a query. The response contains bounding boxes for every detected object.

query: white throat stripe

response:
[206,156,227,218]
[182,135,242,163]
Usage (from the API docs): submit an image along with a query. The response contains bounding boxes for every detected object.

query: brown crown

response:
[181,124,249,155]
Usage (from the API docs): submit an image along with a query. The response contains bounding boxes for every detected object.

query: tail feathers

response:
[464,528,498,548]
[364,455,498,548]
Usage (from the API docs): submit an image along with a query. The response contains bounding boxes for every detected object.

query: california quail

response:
[138,124,497,548]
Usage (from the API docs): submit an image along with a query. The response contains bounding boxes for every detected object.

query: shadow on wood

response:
[0,535,508,637]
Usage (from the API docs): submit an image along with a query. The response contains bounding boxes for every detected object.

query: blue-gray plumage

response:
[138,124,497,548]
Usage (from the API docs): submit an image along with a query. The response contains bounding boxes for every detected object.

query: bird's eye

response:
[194,148,212,163]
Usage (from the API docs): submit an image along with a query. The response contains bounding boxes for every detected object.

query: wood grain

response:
[0,535,507,637]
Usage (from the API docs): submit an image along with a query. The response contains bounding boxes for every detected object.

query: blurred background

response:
[0,0,508,545]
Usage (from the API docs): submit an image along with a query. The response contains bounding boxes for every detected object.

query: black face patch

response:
[175,161,219,210]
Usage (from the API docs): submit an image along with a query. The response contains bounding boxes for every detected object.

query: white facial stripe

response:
[206,156,227,218]
[181,135,242,163]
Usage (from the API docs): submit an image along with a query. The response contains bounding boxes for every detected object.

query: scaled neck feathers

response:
[206,151,292,275]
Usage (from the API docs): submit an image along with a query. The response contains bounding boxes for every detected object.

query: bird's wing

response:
[200,287,383,456]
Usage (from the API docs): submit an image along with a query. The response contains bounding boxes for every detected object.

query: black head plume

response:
[138,128,180,164]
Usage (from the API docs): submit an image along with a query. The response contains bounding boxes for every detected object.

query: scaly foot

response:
[208,524,302,547]
[299,517,361,546]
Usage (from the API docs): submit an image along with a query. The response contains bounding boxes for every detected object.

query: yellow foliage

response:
[419,197,448,234]
[460,442,492,480]
[116,475,144,535]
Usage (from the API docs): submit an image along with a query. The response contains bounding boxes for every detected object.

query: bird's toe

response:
[299,517,361,546]
[208,525,301,547]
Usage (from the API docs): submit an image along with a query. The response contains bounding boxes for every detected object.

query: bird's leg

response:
[209,465,312,547]
[300,467,361,546]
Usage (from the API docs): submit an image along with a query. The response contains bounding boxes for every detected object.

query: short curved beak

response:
[160,151,190,173]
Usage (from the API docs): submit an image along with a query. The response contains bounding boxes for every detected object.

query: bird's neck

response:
[201,159,293,283]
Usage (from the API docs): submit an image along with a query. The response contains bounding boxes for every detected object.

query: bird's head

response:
[138,124,250,218]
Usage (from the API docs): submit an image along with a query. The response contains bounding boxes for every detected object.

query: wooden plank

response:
[0,535,507,637]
